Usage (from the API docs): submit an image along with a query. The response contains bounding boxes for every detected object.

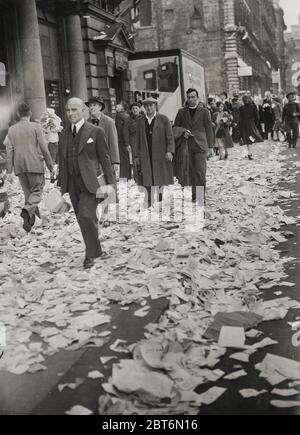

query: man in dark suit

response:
[58,98,115,269]
[174,88,214,203]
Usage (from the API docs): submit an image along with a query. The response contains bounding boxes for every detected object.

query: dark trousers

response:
[48,142,58,164]
[189,143,207,203]
[286,121,299,147]
[68,173,102,259]
[18,173,45,218]
[144,186,163,207]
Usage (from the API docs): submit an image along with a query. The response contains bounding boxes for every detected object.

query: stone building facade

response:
[285,15,300,95]
[133,0,285,97]
[272,0,287,92]
[0,0,136,141]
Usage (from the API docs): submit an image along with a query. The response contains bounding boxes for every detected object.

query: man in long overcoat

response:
[58,98,115,269]
[135,97,175,207]
[115,101,131,180]
[173,88,213,203]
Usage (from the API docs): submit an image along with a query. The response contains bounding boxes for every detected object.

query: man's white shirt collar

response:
[146,112,157,124]
[72,118,85,132]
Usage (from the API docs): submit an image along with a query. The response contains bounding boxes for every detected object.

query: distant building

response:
[272,0,287,92]
[0,0,137,134]
[133,0,285,97]
[285,15,300,94]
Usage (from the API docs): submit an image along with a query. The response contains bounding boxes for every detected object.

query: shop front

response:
[92,23,134,116]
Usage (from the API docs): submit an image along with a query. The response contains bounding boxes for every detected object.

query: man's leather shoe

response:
[21,209,32,233]
[83,257,95,269]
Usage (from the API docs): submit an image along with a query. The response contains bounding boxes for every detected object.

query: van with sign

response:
[129,49,207,123]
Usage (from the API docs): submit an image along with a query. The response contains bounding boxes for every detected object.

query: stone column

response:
[18,0,46,119]
[223,0,240,94]
[66,14,88,102]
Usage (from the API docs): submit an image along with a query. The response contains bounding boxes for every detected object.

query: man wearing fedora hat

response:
[86,96,120,173]
[282,92,300,148]
[135,97,175,207]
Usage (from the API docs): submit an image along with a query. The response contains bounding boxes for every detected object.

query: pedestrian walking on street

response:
[231,94,242,144]
[238,95,263,160]
[263,91,275,140]
[0,157,9,218]
[173,88,214,203]
[58,98,115,269]
[219,92,232,114]
[86,96,120,176]
[40,108,63,166]
[127,103,143,184]
[271,97,283,142]
[135,97,175,208]
[4,103,54,232]
[212,102,234,160]
[253,96,265,139]
[207,97,217,119]
[115,101,131,180]
[282,92,300,149]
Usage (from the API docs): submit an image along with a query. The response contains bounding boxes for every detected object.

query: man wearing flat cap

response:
[282,92,300,148]
[86,96,120,173]
[135,97,175,207]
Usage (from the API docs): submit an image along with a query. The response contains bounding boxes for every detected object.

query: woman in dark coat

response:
[115,101,130,180]
[212,102,234,160]
[239,95,263,160]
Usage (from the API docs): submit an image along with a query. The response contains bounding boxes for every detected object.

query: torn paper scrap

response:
[239,389,267,398]
[271,400,300,409]
[197,387,227,406]
[218,326,246,348]
[205,312,262,341]
[271,388,299,397]
[257,354,300,385]
[88,371,104,380]
[230,352,250,363]
[109,339,130,353]
[246,329,263,339]
[224,370,247,380]
[58,378,84,392]
[112,360,174,399]
[65,405,93,415]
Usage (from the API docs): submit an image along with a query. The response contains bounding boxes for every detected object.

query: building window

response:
[139,0,152,27]
[95,0,119,14]
[165,9,174,22]
[164,9,175,30]
[191,0,203,30]
[0,62,6,87]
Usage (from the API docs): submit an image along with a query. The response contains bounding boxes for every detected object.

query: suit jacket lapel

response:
[153,114,160,131]
[141,117,148,152]
[78,122,91,154]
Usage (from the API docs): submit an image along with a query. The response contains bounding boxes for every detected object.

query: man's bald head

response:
[66,98,86,124]
[66,97,85,110]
